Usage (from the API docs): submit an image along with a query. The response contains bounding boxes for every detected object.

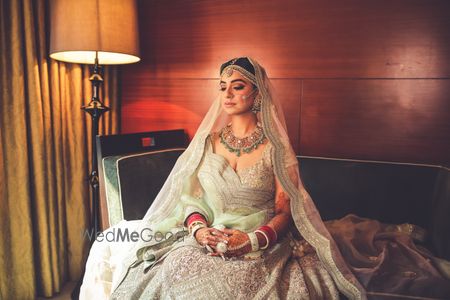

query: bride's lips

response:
[224,102,236,107]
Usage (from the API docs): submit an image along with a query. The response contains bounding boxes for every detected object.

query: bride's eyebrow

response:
[231,79,247,84]
[219,79,247,85]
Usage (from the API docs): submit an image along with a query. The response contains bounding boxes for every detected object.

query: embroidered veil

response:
[127,57,366,299]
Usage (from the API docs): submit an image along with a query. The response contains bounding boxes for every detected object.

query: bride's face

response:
[219,71,257,115]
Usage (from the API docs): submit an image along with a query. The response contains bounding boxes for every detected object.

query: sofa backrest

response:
[299,156,450,259]
[98,139,450,260]
[118,150,185,221]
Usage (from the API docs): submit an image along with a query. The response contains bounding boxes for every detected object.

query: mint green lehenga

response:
[80,57,450,300]
[110,137,339,299]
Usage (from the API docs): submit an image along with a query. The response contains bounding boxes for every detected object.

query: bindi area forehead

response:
[220,70,250,83]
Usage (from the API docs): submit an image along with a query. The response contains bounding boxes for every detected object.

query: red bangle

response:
[258,225,277,246]
[185,213,206,227]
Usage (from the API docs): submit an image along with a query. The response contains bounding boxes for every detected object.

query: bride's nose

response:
[225,85,234,99]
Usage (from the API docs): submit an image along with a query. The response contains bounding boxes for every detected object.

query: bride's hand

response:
[214,228,252,258]
[194,227,229,249]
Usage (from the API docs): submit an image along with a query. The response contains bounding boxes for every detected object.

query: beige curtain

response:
[0,0,119,298]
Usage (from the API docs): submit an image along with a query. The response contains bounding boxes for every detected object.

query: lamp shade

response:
[50,0,140,65]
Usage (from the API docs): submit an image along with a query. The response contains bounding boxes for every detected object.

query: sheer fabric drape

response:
[120,57,366,299]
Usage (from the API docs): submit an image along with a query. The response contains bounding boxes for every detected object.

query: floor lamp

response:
[49,0,140,236]
[49,1,140,297]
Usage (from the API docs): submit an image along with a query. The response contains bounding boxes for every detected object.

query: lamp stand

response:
[71,55,109,300]
[82,55,109,235]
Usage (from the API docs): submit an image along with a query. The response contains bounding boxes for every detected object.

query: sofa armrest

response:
[96,129,187,230]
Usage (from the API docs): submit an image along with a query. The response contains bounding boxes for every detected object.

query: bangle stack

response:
[255,225,278,250]
[190,223,206,238]
[186,213,207,226]
[185,213,207,237]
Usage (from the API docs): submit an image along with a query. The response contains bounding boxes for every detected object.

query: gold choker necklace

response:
[219,122,266,157]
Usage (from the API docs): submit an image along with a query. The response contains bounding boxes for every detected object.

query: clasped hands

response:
[194,227,251,258]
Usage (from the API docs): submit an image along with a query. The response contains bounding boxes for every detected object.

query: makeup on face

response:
[219,79,248,95]
[219,73,256,114]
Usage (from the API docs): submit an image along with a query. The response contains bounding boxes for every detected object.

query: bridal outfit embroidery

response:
[110,137,339,299]
[80,57,450,300]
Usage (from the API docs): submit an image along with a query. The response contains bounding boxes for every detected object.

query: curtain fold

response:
[0,0,119,298]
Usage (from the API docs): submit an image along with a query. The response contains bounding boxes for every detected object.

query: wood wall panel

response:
[121,0,450,166]
[135,0,450,79]
[301,79,450,165]
[122,77,302,151]
[121,79,217,139]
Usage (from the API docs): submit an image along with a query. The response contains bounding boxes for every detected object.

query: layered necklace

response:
[219,122,266,157]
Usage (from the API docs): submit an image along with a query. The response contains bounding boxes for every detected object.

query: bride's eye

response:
[234,85,244,90]
[219,87,226,91]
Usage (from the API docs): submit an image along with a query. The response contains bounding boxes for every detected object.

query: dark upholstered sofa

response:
[97,130,450,261]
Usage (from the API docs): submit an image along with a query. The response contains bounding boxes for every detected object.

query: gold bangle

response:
[190,223,206,237]
[247,232,260,252]
[255,229,270,250]
[188,221,206,233]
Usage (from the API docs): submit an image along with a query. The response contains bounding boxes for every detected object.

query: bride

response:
[80,57,450,300]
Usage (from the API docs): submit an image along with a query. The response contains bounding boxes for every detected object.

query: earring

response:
[251,94,262,113]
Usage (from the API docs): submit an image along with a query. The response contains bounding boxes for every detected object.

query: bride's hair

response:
[220,57,257,86]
